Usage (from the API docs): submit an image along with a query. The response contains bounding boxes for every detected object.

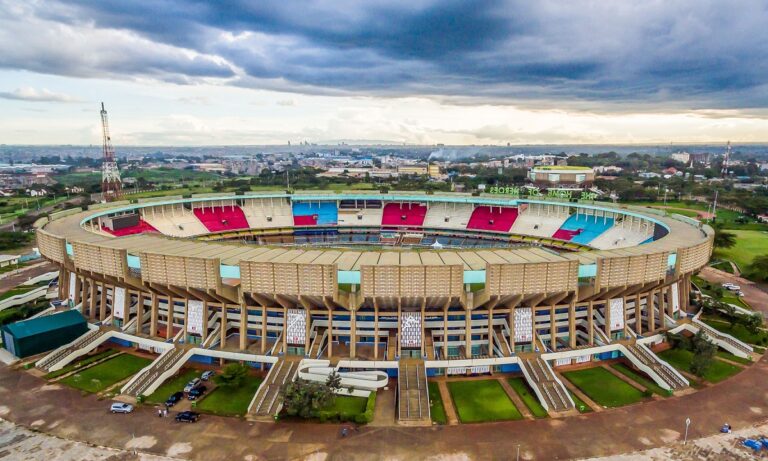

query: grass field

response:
[507,377,548,418]
[447,380,522,423]
[563,367,646,408]
[713,230,768,272]
[568,391,593,413]
[700,317,768,346]
[716,350,753,366]
[143,369,200,404]
[60,354,151,393]
[322,395,368,414]
[196,376,263,416]
[611,363,669,396]
[658,348,741,383]
[428,381,447,424]
[44,349,119,380]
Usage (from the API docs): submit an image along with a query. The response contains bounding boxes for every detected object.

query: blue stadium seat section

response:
[558,213,615,245]
[292,202,338,226]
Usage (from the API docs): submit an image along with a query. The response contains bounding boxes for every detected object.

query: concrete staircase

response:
[249,357,299,418]
[308,327,327,359]
[36,329,108,372]
[493,325,513,356]
[625,343,688,390]
[520,357,575,413]
[397,359,430,424]
[122,346,190,397]
[692,318,753,358]
[424,330,435,360]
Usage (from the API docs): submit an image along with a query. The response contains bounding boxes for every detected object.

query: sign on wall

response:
[187,300,204,335]
[112,287,126,319]
[671,283,680,312]
[68,272,76,305]
[610,298,625,331]
[514,307,533,343]
[400,312,422,348]
[286,309,306,345]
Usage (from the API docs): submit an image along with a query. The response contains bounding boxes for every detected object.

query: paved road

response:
[3,351,768,461]
[699,266,768,317]
[0,261,56,294]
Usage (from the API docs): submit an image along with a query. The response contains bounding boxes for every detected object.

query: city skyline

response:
[2,1,768,145]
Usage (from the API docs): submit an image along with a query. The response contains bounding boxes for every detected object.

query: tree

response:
[747,255,768,282]
[722,303,738,328]
[326,370,342,393]
[280,379,334,419]
[689,330,716,377]
[741,313,764,335]
[214,363,248,388]
[713,226,736,249]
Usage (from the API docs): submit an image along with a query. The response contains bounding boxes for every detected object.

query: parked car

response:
[175,411,200,423]
[188,385,207,400]
[165,391,184,407]
[201,370,215,381]
[183,378,202,393]
[110,402,134,414]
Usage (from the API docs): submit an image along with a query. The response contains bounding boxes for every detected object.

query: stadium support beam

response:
[442,301,449,359]
[550,305,557,351]
[465,306,472,359]
[239,303,247,351]
[635,293,642,336]
[202,300,209,343]
[99,282,107,321]
[261,305,268,355]
[569,296,576,349]
[587,300,594,345]
[350,306,357,359]
[150,293,158,337]
[373,300,379,360]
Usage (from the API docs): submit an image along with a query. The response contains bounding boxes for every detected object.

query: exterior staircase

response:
[308,327,327,359]
[625,343,688,390]
[397,359,430,424]
[520,357,575,413]
[249,357,299,417]
[493,325,513,356]
[692,318,753,358]
[122,346,190,397]
[36,329,108,372]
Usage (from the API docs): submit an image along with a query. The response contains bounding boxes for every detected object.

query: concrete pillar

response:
[89,279,97,320]
[443,305,449,359]
[240,305,247,351]
[373,302,379,360]
[569,298,576,349]
[150,293,158,338]
[261,305,267,354]
[604,300,611,339]
[465,308,472,358]
[305,307,311,355]
[74,275,82,309]
[166,298,174,340]
[396,303,402,357]
[508,306,516,354]
[327,308,333,358]
[648,290,656,332]
[587,301,594,345]
[635,294,642,336]
[487,306,494,358]
[420,302,426,358]
[350,307,356,359]
[202,300,209,343]
[550,305,557,351]
[220,305,227,349]
[282,306,288,355]
[99,282,107,321]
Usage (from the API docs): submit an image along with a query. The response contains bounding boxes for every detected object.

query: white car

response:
[201,370,215,381]
[183,378,202,393]
[110,402,134,414]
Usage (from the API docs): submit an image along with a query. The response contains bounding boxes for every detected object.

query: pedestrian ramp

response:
[519,357,575,413]
[692,318,753,358]
[121,346,193,397]
[36,328,109,372]
[248,357,299,418]
[397,359,430,424]
[623,343,688,391]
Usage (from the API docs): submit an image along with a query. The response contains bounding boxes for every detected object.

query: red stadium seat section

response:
[293,214,318,226]
[466,206,519,232]
[193,206,250,232]
[101,220,158,237]
[551,228,582,241]
[381,203,428,227]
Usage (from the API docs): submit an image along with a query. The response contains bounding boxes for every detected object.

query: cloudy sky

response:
[2,0,768,145]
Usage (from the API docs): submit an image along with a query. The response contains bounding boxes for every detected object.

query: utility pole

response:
[100,102,122,201]
[711,190,718,223]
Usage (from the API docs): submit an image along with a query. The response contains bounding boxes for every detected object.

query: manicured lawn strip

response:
[447,379,522,423]
[700,317,768,346]
[611,364,668,397]
[143,369,201,404]
[507,377,548,418]
[562,368,645,408]
[713,230,768,273]
[60,354,151,393]
[196,376,263,416]
[323,395,367,413]
[658,348,741,383]
[0,286,36,301]
[44,349,119,380]
[568,391,592,413]
[428,381,447,424]
[716,350,752,366]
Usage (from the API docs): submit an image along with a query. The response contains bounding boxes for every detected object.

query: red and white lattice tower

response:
[721,141,731,178]
[100,102,122,200]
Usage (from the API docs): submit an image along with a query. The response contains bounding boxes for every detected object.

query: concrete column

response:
[136,293,145,331]
[350,307,356,359]
[635,294,642,336]
[373,302,379,360]
[569,298,576,349]
[166,298,174,340]
[327,308,333,358]
[221,305,227,349]
[420,302,426,358]
[202,301,209,343]
[648,290,656,333]
[182,298,189,341]
[508,306,515,354]
[587,301,594,345]
[58,268,66,300]
[550,305,557,351]
[443,305,449,359]
[396,303,402,357]
[604,300,611,339]
[89,279,97,320]
[150,293,158,337]
[99,282,107,321]
[305,307,311,355]
[282,306,288,355]
[261,305,267,354]
[487,307,494,358]
[240,305,247,351]
[465,308,472,358]
[74,275,82,308]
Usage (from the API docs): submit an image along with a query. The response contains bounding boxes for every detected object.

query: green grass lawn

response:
[611,363,669,397]
[658,348,741,383]
[59,354,151,393]
[143,368,201,404]
[716,350,753,366]
[196,376,263,416]
[45,349,119,380]
[0,286,37,301]
[562,367,646,408]
[322,395,367,413]
[447,380,522,423]
[568,391,593,413]
[713,230,768,273]
[507,377,548,418]
[428,381,447,424]
[700,317,768,346]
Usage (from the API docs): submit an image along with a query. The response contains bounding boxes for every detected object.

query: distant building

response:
[0,254,20,268]
[670,151,690,163]
[528,166,594,187]
[398,164,429,176]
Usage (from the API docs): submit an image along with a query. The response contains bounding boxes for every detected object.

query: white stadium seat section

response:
[423,203,474,229]
[589,216,655,249]
[242,197,293,228]
[140,204,208,237]
[510,203,569,238]
[337,208,384,226]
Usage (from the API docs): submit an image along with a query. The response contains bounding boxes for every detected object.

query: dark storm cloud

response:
[9,0,768,108]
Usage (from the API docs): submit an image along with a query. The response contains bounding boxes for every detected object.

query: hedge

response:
[316,392,377,424]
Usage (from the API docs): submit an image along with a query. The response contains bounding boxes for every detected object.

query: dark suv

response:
[187,385,207,400]
[175,411,200,423]
[165,391,184,407]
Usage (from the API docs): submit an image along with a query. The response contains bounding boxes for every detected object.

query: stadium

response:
[34,191,740,423]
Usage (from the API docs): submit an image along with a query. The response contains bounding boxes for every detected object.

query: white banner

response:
[576,354,591,363]
[555,357,572,366]
[400,312,422,348]
[514,307,533,343]
[68,272,76,304]
[610,298,625,331]
[671,283,680,312]
[447,366,490,376]
[286,309,306,345]
[112,287,126,319]
[187,300,204,335]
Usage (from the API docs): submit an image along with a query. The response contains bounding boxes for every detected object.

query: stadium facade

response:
[36,192,716,419]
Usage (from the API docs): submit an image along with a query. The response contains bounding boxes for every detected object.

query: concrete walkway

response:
[699,266,768,317]
[601,365,648,393]
[497,377,534,419]
[436,380,460,425]
[557,372,604,412]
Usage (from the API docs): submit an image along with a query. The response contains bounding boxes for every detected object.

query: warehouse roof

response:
[2,310,86,339]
